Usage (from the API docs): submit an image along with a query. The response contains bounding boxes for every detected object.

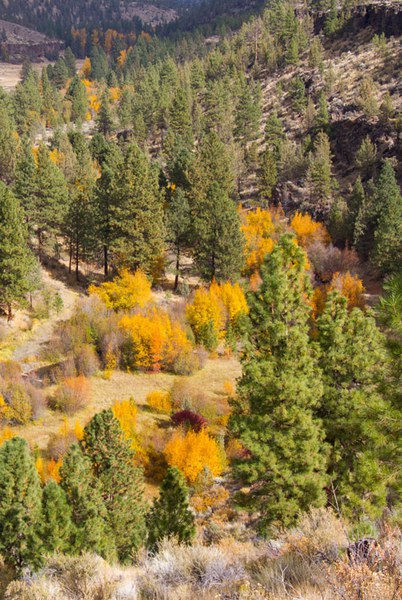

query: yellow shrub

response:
[164,429,226,483]
[241,208,275,274]
[0,426,14,446]
[112,397,138,439]
[290,212,330,248]
[89,269,152,311]
[186,281,248,349]
[330,271,365,310]
[120,308,192,372]
[36,456,62,484]
[147,391,171,414]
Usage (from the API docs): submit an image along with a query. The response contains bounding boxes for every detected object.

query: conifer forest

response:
[0,0,400,598]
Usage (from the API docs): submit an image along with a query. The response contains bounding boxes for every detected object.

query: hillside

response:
[0,0,400,598]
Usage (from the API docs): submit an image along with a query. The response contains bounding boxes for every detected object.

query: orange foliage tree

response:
[120,308,193,372]
[89,269,152,311]
[164,429,226,484]
[241,208,275,274]
[36,456,63,484]
[290,212,330,248]
[186,281,248,350]
[147,391,172,414]
[312,271,365,317]
[112,398,138,441]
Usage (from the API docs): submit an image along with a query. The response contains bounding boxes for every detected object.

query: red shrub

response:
[171,410,207,433]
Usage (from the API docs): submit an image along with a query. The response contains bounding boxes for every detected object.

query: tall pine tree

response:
[0,438,43,572]
[81,410,147,562]
[230,235,328,532]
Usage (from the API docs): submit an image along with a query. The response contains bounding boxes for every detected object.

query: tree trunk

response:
[7,303,12,322]
[174,245,180,291]
[104,244,108,278]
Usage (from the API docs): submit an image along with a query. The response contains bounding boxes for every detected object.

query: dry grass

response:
[10,357,241,452]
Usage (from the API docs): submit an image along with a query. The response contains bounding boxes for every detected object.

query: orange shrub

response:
[330,271,365,310]
[53,376,92,415]
[290,212,331,248]
[312,271,365,318]
[147,391,172,414]
[89,269,152,311]
[241,208,275,274]
[119,308,193,373]
[164,429,226,484]
[36,456,62,484]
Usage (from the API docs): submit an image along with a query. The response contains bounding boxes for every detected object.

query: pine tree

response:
[63,143,97,280]
[316,292,391,518]
[167,188,192,291]
[259,148,277,205]
[348,176,365,244]
[193,182,244,282]
[0,93,18,183]
[0,183,32,320]
[265,111,285,160]
[65,75,88,122]
[372,160,402,274]
[34,144,69,259]
[230,235,328,532]
[169,86,193,149]
[81,410,146,561]
[192,131,235,200]
[111,142,165,274]
[93,140,123,276]
[41,481,73,554]
[305,131,335,220]
[0,438,43,571]
[60,444,117,560]
[64,47,77,77]
[13,139,37,233]
[355,135,377,180]
[147,467,195,551]
[97,91,114,137]
[315,91,330,130]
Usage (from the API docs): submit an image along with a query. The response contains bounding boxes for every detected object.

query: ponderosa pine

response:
[230,235,328,532]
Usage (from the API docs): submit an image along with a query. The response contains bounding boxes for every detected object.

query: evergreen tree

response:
[316,292,391,518]
[111,142,165,274]
[355,135,377,180]
[13,139,37,231]
[81,410,146,561]
[63,142,97,279]
[64,47,77,77]
[60,444,116,560]
[265,110,285,160]
[147,467,195,551]
[0,93,18,183]
[315,91,330,130]
[259,148,277,205]
[93,140,123,276]
[97,91,114,137]
[51,57,69,89]
[0,438,43,571]
[34,144,69,259]
[169,86,193,149]
[304,131,335,219]
[192,131,235,200]
[65,75,88,122]
[372,161,402,274]
[41,481,73,554]
[167,188,192,291]
[193,182,244,282]
[230,235,328,532]
[348,176,365,244]
[0,183,32,320]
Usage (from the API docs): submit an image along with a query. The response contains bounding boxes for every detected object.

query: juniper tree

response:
[41,481,73,554]
[81,410,147,561]
[316,292,392,518]
[0,438,43,572]
[147,467,195,551]
[60,444,117,561]
[230,235,328,532]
